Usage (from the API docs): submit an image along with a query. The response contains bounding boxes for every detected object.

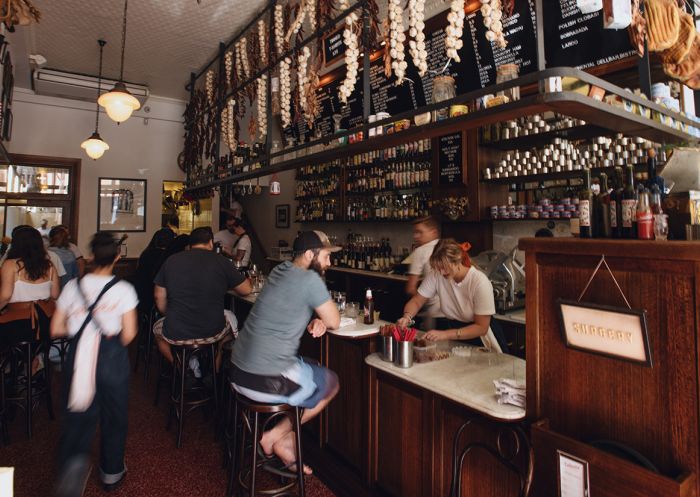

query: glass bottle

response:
[637,188,654,240]
[597,172,612,238]
[578,169,594,238]
[431,75,456,122]
[621,165,637,239]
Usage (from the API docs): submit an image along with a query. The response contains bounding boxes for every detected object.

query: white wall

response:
[7,87,186,256]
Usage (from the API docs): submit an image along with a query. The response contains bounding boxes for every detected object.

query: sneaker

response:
[188,357,202,379]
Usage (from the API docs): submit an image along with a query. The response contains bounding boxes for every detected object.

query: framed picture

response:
[275,204,290,229]
[98,177,147,232]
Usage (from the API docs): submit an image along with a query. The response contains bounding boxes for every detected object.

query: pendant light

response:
[98,0,140,123]
[81,40,110,160]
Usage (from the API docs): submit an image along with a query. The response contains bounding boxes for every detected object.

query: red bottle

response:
[363,289,375,325]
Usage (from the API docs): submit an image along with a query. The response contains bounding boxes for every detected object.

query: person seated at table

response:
[48,226,80,287]
[0,227,60,358]
[54,224,86,276]
[1,225,67,281]
[153,227,251,367]
[230,218,252,268]
[397,238,505,352]
[134,228,175,315]
[230,231,341,475]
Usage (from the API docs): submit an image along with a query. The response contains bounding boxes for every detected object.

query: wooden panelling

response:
[374,371,425,497]
[325,336,373,475]
[435,399,527,497]
[521,238,700,495]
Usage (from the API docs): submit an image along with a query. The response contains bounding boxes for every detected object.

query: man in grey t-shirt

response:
[231,231,341,474]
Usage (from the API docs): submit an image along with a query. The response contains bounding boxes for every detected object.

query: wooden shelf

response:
[481,124,614,151]
[187,68,698,191]
[345,186,432,197]
[481,163,650,185]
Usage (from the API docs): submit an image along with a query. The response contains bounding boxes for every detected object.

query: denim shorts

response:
[232,357,338,409]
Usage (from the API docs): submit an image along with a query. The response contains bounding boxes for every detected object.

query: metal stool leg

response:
[176,348,187,448]
[24,343,32,439]
[226,394,240,496]
[249,411,259,497]
[293,407,306,497]
[210,344,218,418]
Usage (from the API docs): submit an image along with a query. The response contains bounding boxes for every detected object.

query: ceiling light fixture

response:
[98,0,140,123]
[81,40,109,160]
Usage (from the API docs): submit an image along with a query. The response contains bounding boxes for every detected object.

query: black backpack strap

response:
[72,276,120,343]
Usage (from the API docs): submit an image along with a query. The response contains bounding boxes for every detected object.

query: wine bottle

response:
[621,165,638,239]
[578,169,594,238]
[611,166,624,238]
[363,289,375,324]
[597,172,612,238]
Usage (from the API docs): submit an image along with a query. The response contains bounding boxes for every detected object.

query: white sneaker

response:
[188,357,202,378]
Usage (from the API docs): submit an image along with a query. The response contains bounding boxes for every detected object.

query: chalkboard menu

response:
[543,0,635,69]
[439,132,463,185]
[323,28,347,66]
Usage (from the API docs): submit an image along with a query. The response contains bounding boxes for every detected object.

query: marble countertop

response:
[366,347,526,421]
[492,309,526,325]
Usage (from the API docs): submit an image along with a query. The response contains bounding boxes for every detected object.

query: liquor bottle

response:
[363,289,375,324]
[597,172,612,238]
[610,166,624,238]
[650,184,663,215]
[646,148,665,194]
[621,165,637,239]
[578,169,594,238]
[637,188,654,240]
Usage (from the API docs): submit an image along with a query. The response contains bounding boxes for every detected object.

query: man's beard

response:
[310,255,326,276]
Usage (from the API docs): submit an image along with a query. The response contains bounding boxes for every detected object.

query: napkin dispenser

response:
[472,248,526,314]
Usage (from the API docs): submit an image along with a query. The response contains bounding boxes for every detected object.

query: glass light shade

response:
[98,81,141,123]
[81,132,109,160]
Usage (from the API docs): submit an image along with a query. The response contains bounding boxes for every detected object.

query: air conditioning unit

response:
[32,68,149,106]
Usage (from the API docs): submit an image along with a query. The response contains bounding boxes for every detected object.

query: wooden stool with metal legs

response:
[134,305,160,381]
[226,389,306,497]
[449,417,533,497]
[166,341,219,448]
[0,348,9,446]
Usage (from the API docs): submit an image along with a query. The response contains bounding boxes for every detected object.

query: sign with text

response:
[557,450,589,497]
[323,28,347,67]
[558,300,651,366]
[438,132,463,185]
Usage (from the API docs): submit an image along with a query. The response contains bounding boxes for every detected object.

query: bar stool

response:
[134,305,160,380]
[0,348,9,446]
[4,340,54,439]
[226,390,306,497]
[166,340,219,448]
[449,418,533,497]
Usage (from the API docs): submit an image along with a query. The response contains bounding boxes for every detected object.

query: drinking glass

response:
[654,214,669,241]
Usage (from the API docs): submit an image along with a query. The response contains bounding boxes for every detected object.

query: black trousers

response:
[434,317,510,354]
[58,335,130,481]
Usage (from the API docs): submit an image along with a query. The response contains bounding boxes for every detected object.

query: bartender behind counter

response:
[397,238,508,353]
[230,218,252,268]
[405,216,443,330]
[214,215,239,258]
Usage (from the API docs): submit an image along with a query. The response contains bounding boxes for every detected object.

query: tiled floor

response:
[1,356,337,497]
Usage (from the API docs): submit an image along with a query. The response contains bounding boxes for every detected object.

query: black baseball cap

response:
[293,230,342,253]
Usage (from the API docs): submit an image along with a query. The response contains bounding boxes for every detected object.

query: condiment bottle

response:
[637,189,654,240]
[363,289,375,325]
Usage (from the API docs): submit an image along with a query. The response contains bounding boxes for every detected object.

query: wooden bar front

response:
[519,238,700,496]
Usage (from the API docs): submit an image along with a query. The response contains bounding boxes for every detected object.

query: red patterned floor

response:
[1,360,337,497]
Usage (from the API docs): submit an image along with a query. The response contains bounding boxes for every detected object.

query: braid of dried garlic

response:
[389,0,407,83]
[280,57,293,128]
[481,0,507,49]
[297,46,311,116]
[339,0,359,103]
[258,19,268,66]
[274,4,285,57]
[205,69,215,104]
[445,0,465,62]
[227,97,237,151]
[257,75,268,140]
[408,0,427,76]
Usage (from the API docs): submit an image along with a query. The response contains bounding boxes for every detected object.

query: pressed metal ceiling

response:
[24,0,267,99]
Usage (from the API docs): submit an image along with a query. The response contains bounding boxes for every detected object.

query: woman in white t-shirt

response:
[397,238,503,352]
[51,233,138,494]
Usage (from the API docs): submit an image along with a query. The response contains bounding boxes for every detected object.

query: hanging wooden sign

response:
[557,300,651,366]
[557,255,652,366]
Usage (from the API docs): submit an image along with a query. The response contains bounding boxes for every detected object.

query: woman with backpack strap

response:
[51,233,138,497]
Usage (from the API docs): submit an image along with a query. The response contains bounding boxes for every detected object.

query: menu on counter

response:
[543,0,635,69]
[438,132,463,185]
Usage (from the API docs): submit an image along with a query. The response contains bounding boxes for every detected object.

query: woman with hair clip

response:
[397,238,506,353]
